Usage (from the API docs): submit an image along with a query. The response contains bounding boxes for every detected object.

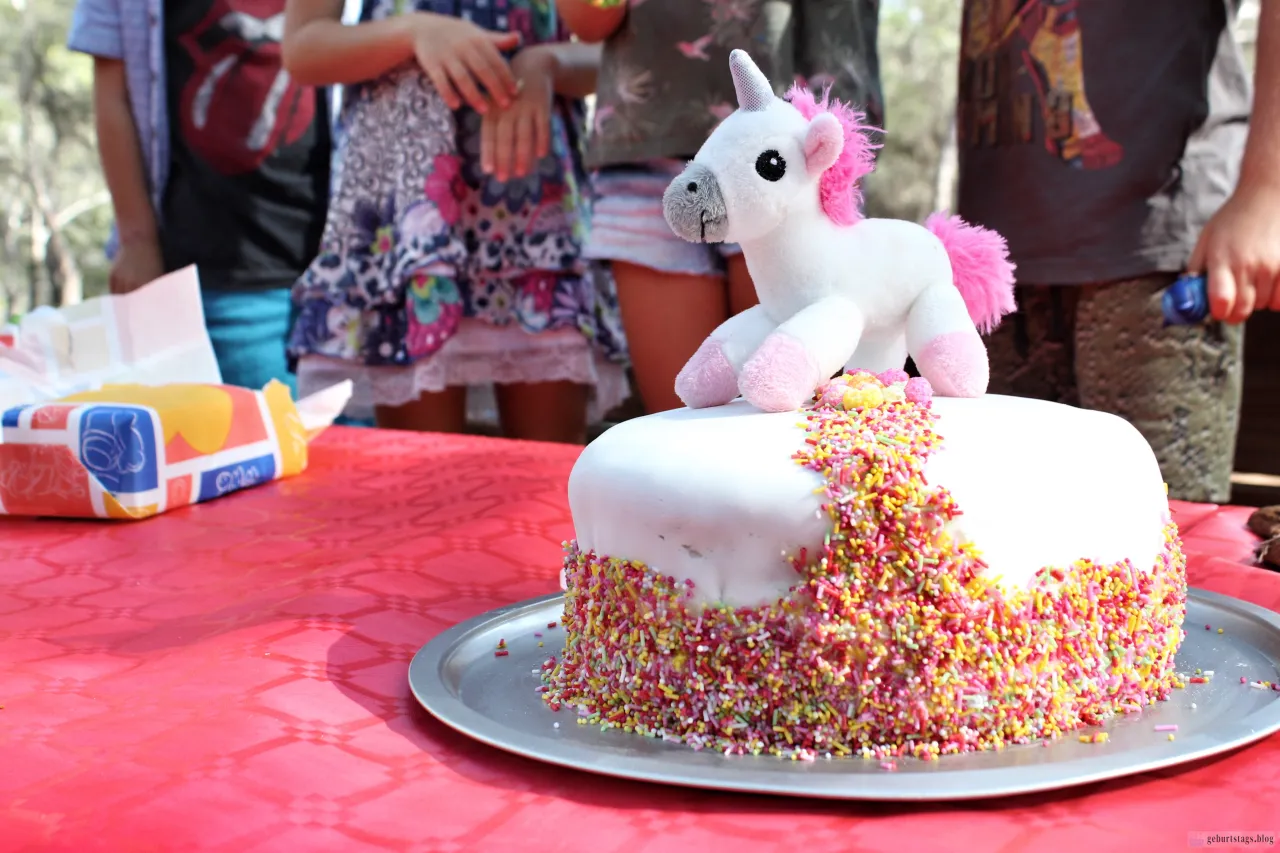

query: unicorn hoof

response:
[739,332,821,413]
[676,339,740,409]
[916,331,990,397]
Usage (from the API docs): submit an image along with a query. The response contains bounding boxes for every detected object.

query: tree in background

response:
[863,0,961,224]
[1,0,111,321]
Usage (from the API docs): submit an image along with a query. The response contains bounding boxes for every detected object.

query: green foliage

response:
[863,0,961,223]
[0,0,110,319]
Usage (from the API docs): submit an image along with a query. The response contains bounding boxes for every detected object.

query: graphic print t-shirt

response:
[162,0,331,290]
[956,0,1252,285]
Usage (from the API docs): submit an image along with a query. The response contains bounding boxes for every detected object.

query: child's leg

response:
[724,250,759,316]
[1075,275,1243,504]
[496,381,590,444]
[613,263,727,413]
[375,386,468,432]
[984,284,1081,404]
[585,163,732,414]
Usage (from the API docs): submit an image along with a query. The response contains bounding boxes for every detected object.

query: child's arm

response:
[93,57,164,293]
[539,42,604,100]
[68,0,164,292]
[479,42,601,182]
[555,0,626,44]
[1188,0,1280,321]
[284,0,520,112]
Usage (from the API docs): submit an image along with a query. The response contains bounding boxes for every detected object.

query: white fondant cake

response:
[568,395,1168,607]
[545,375,1186,759]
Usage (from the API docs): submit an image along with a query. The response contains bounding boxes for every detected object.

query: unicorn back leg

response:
[676,304,777,409]
[906,283,990,397]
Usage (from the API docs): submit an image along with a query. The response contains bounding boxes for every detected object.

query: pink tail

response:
[925,212,1016,334]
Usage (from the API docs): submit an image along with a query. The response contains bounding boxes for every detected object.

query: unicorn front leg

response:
[906,283,989,397]
[675,304,777,409]
[739,296,864,413]
[848,332,908,376]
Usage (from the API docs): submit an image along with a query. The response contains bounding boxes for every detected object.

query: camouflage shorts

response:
[985,275,1244,504]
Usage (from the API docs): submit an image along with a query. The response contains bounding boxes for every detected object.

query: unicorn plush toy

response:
[663,50,1017,413]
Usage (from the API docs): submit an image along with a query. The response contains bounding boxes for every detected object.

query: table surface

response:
[3,427,1278,853]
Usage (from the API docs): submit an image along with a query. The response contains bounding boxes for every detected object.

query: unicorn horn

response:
[729,50,773,112]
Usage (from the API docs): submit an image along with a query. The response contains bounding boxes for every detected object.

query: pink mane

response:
[785,83,881,226]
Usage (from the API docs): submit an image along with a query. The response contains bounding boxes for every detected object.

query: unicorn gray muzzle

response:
[663,163,729,244]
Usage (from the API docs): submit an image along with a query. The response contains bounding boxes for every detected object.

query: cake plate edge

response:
[408,587,1280,802]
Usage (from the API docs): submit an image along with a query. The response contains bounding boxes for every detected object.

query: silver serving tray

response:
[409,588,1280,801]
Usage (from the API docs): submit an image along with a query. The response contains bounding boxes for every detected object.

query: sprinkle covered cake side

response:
[543,372,1187,760]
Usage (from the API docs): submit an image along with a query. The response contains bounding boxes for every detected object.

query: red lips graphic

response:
[176,0,315,175]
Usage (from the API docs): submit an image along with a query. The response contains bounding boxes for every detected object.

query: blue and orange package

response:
[0,381,309,520]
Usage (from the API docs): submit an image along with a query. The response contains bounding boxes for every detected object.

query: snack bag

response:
[0,380,350,520]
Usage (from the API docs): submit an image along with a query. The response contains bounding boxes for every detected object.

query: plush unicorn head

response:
[661,50,1016,415]
[663,51,878,246]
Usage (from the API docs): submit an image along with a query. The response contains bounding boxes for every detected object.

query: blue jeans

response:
[201,287,297,396]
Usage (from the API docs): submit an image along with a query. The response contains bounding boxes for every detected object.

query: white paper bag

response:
[0,267,222,412]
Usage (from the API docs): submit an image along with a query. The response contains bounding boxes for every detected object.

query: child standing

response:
[68,0,332,394]
[558,0,883,413]
[283,0,628,443]
[954,0,1280,503]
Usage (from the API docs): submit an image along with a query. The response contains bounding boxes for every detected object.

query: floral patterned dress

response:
[289,0,628,420]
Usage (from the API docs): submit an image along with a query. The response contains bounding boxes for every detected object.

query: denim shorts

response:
[584,160,742,277]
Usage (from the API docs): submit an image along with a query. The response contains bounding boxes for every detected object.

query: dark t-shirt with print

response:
[161,0,331,290]
[955,0,1252,285]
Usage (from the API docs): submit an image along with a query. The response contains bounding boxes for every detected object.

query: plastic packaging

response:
[1161,274,1209,326]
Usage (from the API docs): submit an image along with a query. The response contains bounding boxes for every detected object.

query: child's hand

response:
[409,14,522,114]
[109,238,165,295]
[1188,182,1280,324]
[480,46,556,182]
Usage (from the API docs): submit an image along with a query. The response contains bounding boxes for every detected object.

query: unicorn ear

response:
[803,113,844,175]
[729,50,773,112]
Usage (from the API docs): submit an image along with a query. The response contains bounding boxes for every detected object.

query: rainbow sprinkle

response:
[543,372,1187,759]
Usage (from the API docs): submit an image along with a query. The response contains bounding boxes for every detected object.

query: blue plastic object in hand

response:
[1161,274,1209,326]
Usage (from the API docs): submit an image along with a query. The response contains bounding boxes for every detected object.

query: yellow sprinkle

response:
[1167,734,1176,741]
[1217,628,1224,634]
[538,641,544,647]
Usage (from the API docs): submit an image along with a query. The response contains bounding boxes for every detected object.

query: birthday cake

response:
[542,373,1185,759]
[539,51,1186,759]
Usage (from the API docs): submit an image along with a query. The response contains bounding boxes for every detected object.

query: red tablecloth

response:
[3,427,1278,853]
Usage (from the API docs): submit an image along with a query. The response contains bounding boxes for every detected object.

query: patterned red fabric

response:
[2,427,1277,852]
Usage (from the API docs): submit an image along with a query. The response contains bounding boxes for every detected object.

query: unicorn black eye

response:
[755,150,786,182]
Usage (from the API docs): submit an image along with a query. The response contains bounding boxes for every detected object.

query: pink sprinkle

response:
[880,761,897,771]
[1205,625,1211,630]
[876,369,909,386]
[904,377,933,404]
[819,382,849,407]
[534,632,543,638]
[1241,677,1248,684]
[1153,724,1178,732]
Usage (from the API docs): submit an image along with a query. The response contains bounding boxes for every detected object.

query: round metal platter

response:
[409,588,1280,801]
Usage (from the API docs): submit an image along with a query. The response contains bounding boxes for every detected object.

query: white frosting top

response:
[568,395,1170,608]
